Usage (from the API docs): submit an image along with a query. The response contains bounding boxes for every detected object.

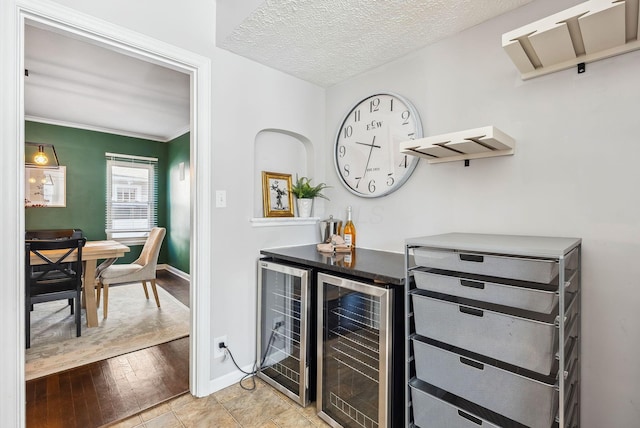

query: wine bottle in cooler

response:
[343,206,356,248]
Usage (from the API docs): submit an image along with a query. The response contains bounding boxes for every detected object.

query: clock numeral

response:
[399,155,408,168]
[338,145,346,158]
[355,176,362,188]
[343,126,353,139]
[401,110,411,125]
[342,164,351,177]
[387,175,395,186]
[407,132,416,140]
[369,98,380,113]
[368,180,376,194]
[353,110,361,122]
[390,98,394,111]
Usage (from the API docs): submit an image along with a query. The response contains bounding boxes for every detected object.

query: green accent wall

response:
[25,121,175,264]
[167,133,191,274]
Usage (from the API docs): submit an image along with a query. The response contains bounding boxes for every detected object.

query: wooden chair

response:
[25,229,84,240]
[26,237,86,348]
[96,227,166,318]
[26,229,85,308]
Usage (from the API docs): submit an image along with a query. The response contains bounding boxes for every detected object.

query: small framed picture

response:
[25,166,66,207]
[262,171,294,217]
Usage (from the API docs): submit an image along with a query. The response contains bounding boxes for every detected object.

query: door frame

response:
[2,1,213,425]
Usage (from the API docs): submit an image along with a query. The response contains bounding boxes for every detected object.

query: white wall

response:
[324,0,639,426]
[209,48,325,380]
[0,0,326,423]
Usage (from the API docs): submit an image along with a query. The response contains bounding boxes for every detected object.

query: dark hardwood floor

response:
[26,270,190,428]
[156,269,190,307]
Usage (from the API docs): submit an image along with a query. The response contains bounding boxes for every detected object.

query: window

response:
[106,153,158,244]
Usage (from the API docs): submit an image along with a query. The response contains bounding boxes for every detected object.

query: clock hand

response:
[355,141,381,149]
[358,135,378,187]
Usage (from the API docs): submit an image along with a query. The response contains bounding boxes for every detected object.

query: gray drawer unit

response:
[411,377,580,428]
[413,248,558,283]
[413,247,577,284]
[412,336,576,428]
[410,381,501,428]
[413,268,578,314]
[404,233,581,428]
[412,292,577,374]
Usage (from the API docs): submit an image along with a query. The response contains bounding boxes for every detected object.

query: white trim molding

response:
[4,2,214,426]
[159,264,191,282]
[1,1,25,426]
[208,363,256,394]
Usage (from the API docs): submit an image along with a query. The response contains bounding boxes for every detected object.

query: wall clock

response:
[334,92,422,198]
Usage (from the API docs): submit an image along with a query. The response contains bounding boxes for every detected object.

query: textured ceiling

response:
[24,1,535,140]
[218,0,535,87]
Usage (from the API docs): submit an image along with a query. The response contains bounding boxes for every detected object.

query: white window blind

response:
[105,152,158,242]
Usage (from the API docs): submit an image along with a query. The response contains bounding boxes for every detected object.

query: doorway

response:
[12,2,213,426]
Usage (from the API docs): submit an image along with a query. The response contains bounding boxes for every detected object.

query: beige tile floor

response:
[107,377,331,428]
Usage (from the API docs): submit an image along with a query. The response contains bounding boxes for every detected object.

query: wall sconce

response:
[25,142,59,168]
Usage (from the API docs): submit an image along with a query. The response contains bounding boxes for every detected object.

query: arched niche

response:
[253,128,317,221]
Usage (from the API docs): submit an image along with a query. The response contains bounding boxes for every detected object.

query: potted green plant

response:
[290,175,330,217]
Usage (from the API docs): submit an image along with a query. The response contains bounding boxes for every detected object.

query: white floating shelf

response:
[399,126,515,164]
[503,0,640,80]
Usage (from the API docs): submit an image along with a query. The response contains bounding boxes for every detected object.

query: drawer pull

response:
[459,306,484,317]
[458,410,483,425]
[460,279,485,289]
[459,253,484,263]
[459,356,484,370]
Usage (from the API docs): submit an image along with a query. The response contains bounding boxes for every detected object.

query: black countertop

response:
[260,244,406,286]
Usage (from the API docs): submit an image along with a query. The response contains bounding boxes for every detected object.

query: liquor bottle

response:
[343,206,356,248]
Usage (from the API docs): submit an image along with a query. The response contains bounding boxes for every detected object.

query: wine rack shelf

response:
[503,0,640,80]
[399,126,515,164]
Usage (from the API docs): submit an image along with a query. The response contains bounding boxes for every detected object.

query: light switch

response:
[215,190,227,208]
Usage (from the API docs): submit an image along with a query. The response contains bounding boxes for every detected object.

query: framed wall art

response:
[262,171,294,217]
[25,166,66,207]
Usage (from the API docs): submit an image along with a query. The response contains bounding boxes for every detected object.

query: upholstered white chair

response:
[96,227,166,318]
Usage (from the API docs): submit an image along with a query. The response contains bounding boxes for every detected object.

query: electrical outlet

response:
[273,316,284,329]
[214,335,227,359]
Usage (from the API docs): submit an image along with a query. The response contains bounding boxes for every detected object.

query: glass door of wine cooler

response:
[317,272,392,428]
[257,260,313,406]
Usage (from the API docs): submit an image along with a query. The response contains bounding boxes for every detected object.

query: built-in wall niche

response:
[252,128,318,226]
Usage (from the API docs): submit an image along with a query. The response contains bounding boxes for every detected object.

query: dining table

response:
[28,240,130,327]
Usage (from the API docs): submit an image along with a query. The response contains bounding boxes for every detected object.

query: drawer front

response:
[412,294,558,374]
[413,270,564,313]
[413,338,557,428]
[414,248,559,283]
[410,383,500,428]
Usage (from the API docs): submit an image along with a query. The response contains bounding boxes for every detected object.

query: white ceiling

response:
[217,0,534,87]
[24,24,191,142]
[24,0,534,140]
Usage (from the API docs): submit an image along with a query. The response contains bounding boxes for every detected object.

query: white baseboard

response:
[158,264,190,281]
[205,363,256,396]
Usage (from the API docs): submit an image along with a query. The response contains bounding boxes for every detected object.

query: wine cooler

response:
[257,260,315,406]
[317,272,398,428]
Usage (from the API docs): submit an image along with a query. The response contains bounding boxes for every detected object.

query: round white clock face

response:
[334,93,422,198]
